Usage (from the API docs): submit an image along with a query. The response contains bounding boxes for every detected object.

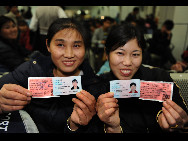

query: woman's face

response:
[108,39,142,80]
[0,21,18,40]
[47,28,85,77]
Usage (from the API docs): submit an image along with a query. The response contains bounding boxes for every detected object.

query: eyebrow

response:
[133,50,142,52]
[55,39,83,43]
[55,39,64,42]
[118,48,141,52]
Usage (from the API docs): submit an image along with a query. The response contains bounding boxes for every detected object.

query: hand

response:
[171,63,183,72]
[158,99,188,132]
[0,84,32,114]
[101,40,106,44]
[171,61,187,72]
[69,90,96,131]
[96,92,121,133]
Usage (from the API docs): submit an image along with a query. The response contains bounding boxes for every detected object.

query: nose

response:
[11,27,18,34]
[122,56,132,66]
[64,47,74,58]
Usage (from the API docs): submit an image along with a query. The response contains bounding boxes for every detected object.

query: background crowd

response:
[0,6,187,75]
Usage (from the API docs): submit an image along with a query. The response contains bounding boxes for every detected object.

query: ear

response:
[46,39,51,53]
[104,47,109,60]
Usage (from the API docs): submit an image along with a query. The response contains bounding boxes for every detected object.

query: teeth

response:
[121,70,131,74]
[64,61,74,65]
[64,61,73,63]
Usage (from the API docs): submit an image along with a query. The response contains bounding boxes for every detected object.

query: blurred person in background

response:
[91,16,113,72]
[0,16,30,72]
[125,7,140,24]
[17,20,33,51]
[29,6,67,56]
[148,20,177,69]
[4,6,24,25]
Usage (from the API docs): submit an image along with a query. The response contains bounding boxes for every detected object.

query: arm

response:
[29,11,38,32]
[0,61,34,114]
[57,7,68,18]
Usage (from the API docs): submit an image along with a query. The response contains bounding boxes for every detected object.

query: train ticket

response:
[140,81,174,102]
[28,76,82,98]
[110,79,140,98]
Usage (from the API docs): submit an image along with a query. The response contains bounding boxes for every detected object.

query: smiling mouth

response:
[62,61,75,66]
[120,69,132,76]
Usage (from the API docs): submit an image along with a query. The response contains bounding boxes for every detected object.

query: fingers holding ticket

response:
[158,99,188,131]
[0,84,32,113]
[69,90,96,130]
[96,92,121,132]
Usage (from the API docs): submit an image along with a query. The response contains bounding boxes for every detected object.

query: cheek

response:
[132,57,142,68]
[75,49,85,60]
[50,48,62,62]
[109,54,121,67]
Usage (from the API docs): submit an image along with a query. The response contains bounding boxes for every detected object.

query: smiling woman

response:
[47,28,85,77]
[0,16,30,72]
[0,18,106,133]
[97,23,188,133]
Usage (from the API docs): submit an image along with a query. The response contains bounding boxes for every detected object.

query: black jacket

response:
[0,54,106,133]
[0,39,31,71]
[100,65,188,133]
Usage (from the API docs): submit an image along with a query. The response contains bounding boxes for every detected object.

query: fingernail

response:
[77,92,81,95]
[27,92,32,96]
[163,101,167,106]
[109,92,114,96]
[80,90,84,93]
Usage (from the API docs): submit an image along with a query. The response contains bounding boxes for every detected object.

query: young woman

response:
[0,16,30,72]
[96,23,188,133]
[0,18,106,133]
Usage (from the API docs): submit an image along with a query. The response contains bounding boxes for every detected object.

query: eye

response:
[12,24,16,28]
[57,43,64,47]
[4,26,10,29]
[73,44,81,48]
[132,53,140,57]
[116,52,124,55]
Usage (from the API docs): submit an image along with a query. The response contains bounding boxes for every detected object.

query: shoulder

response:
[13,53,53,77]
[94,28,102,33]
[99,71,115,82]
[139,65,173,82]
[0,40,10,49]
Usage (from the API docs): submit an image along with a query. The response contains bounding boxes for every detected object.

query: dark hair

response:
[130,82,136,87]
[0,16,16,31]
[163,20,174,31]
[72,79,78,83]
[133,7,139,12]
[105,23,146,55]
[46,18,90,49]
[103,16,114,23]
[17,20,28,26]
